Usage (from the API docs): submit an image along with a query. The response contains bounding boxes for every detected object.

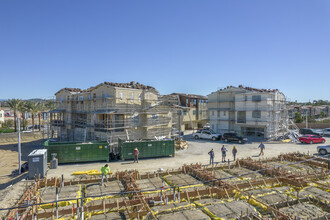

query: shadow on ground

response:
[0,139,45,161]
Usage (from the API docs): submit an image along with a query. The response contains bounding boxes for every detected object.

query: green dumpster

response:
[118,138,175,160]
[44,140,109,163]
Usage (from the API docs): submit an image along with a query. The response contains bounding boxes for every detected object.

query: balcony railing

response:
[237,119,246,124]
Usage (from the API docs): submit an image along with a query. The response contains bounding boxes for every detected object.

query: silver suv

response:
[317,145,330,155]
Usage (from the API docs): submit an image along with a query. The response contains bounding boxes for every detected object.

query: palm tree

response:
[44,100,56,137]
[7,99,23,132]
[26,102,40,131]
[37,102,44,131]
[45,100,56,111]
[18,101,28,131]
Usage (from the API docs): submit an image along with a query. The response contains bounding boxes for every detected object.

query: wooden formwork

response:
[5,153,330,220]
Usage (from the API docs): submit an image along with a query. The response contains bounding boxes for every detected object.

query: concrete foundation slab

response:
[157,209,209,220]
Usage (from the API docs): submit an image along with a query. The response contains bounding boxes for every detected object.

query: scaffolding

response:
[209,86,289,139]
[50,94,173,153]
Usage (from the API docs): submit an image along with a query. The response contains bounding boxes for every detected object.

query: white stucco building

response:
[208,86,287,139]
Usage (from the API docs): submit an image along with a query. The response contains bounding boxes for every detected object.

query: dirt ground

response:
[0,181,29,218]
[46,135,330,180]
[0,139,44,184]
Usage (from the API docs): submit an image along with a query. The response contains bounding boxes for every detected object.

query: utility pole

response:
[305,112,308,128]
[18,116,21,175]
[178,110,182,149]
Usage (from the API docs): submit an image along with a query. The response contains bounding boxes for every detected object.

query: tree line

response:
[4,99,56,132]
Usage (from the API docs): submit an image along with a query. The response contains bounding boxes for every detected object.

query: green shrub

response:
[0,128,15,133]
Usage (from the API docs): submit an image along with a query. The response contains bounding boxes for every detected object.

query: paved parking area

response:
[47,134,330,180]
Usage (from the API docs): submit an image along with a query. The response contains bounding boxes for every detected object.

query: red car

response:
[299,135,326,144]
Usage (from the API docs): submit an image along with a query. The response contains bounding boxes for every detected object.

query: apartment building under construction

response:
[50,82,173,148]
[208,85,288,139]
[160,93,208,131]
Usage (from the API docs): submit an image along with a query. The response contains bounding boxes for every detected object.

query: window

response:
[199,110,202,115]
[223,111,226,116]
[237,111,246,123]
[211,124,214,130]
[133,115,140,125]
[67,96,70,103]
[193,99,197,105]
[88,94,91,100]
[212,111,214,116]
[120,93,123,100]
[76,96,79,104]
[93,93,96,102]
[151,114,159,121]
[80,96,83,104]
[139,93,142,101]
[183,110,187,115]
[186,99,189,106]
[217,110,220,117]
[244,96,248,101]
[252,110,261,118]
[114,114,124,132]
[193,110,196,115]
[252,95,261,102]
[103,93,109,103]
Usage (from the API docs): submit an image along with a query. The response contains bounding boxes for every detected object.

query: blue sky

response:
[0,0,329,102]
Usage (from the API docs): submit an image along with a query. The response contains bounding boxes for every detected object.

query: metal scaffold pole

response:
[18,117,21,175]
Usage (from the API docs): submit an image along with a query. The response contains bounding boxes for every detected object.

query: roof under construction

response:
[171,93,208,100]
[55,81,157,95]
[213,85,281,94]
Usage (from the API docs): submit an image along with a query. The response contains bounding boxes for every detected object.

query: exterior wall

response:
[0,110,4,125]
[52,84,172,145]
[208,87,287,138]
[160,93,209,131]
[208,88,246,134]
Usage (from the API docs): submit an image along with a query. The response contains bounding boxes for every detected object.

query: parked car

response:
[27,125,45,130]
[322,128,330,136]
[300,128,323,136]
[317,145,330,155]
[193,130,221,141]
[222,132,247,144]
[299,135,326,144]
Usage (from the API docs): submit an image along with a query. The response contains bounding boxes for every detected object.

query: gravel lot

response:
[46,134,330,180]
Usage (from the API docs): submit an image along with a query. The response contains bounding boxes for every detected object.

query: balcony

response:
[50,120,65,127]
[237,119,246,124]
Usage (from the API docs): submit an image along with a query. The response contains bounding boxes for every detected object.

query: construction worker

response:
[232,146,237,161]
[134,148,139,163]
[208,149,215,165]
[258,142,265,156]
[100,164,110,184]
[221,145,228,162]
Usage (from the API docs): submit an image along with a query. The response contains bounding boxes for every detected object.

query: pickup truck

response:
[193,130,221,141]
[317,145,330,155]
